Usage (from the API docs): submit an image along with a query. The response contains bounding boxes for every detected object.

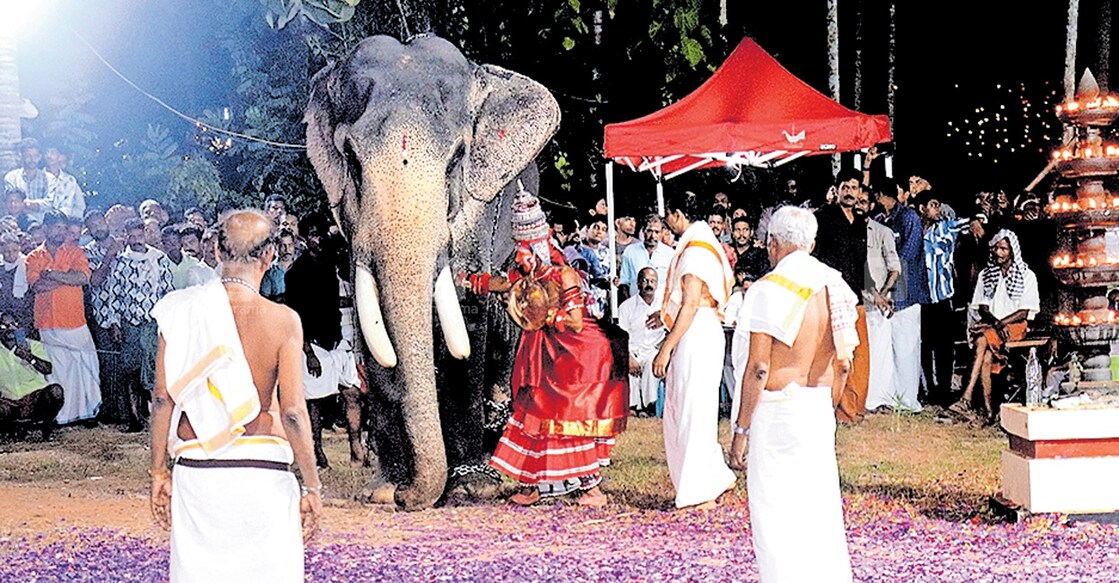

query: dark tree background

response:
[13,0,1117,218]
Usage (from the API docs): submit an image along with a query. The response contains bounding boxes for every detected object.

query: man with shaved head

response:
[617,266,666,417]
[149,209,321,582]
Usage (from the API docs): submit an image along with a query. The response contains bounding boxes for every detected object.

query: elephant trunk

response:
[367,254,447,510]
[356,265,469,368]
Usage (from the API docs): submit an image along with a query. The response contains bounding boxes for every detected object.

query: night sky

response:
[11,0,1114,210]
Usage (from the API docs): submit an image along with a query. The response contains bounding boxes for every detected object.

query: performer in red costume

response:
[460,188,627,507]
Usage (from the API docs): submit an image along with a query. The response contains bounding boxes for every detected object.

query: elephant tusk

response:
[355,265,398,368]
[434,266,471,360]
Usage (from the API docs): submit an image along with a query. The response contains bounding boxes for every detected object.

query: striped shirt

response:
[923,218,971,304]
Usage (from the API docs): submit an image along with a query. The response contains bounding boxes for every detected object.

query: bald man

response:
[149,209,321,582]
[139,199,170,227]
[616,267,665,416]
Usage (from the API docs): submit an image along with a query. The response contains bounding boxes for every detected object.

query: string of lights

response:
[945,81,1060,164]
[71,29,307,151]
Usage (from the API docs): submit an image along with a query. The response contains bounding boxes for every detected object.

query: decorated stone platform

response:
[1000,403,1119,514]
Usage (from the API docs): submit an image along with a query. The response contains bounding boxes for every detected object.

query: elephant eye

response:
[342,140,362,175]
[445,141,466,219]
[445,141,466,180]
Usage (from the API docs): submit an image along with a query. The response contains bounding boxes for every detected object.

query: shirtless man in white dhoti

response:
[149,210,321,583]
[729,206,857,583]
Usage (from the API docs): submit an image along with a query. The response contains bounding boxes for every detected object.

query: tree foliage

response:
[265,0,732,212]
[92,123,180,208]
[24,79,99,169]
[262,0,361,30]
[165,157,244,215]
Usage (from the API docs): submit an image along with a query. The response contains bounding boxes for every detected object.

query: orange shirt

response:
[25,243,91,330]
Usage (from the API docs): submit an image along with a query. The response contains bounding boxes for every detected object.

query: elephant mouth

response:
[353,263,471,369]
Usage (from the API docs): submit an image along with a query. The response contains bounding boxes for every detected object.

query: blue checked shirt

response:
[877,205,925,310]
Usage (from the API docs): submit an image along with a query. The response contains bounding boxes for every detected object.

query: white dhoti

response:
[628,347,660,410]
[748,383,853,583]
[864,304,922,412]
[303,343,361,400]
[663,308,736,508]
[41,325,101,425]
[171,438,302,583]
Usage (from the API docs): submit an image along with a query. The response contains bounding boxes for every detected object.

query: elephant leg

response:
[307,397,329,468]
[436,302,500,501]
[483,298,518,450]
[340,385,367,466]
[362,365,415,491]
[436,301,486,468]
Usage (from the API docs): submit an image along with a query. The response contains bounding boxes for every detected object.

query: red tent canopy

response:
[603,37,891,178]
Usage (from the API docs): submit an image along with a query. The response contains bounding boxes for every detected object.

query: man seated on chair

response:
[950,230,1039,425]
[617,267,665,417]
[0,311,63,439]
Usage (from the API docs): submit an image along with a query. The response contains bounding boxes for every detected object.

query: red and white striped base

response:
[1000,404,1119,514]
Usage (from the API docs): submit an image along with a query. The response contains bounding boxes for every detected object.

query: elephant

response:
[304,34,561,510]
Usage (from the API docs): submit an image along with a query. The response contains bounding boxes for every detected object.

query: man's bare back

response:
[150,208,322,548]
[176,294,303,442]
[764,290,836,391]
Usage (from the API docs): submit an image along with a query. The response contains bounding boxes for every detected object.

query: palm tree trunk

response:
[887,2,896,150]
[827,0,840,176]
[1099,0,1111,90]
[1066,0,1080,101]
[0,30,21,173]
[853,0,864,112]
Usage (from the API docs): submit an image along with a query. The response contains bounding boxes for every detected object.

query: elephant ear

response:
[465,65,560,202]
[305,62,356,218]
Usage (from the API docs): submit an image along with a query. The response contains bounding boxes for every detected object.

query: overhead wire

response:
[70,28,307,151]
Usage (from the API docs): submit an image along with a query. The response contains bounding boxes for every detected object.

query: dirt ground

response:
[0,423,430,541]
[0,411,1005,540]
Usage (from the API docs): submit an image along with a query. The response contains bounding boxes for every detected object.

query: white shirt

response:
[169,254,204,290]
[185,262,219,288]
[619,240,674,297]
[970,267,1040,320]
[2,256,28,298]
[617,293,666,357]
[45,169,86,219]
[4,168,57,224]
[723,289,746,327]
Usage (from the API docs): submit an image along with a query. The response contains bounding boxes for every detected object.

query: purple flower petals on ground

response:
[2,495,1117,581]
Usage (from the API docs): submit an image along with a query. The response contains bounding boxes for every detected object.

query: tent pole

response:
[606,161,618,321]
[656,179,665,216]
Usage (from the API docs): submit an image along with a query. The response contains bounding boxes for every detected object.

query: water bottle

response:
[1025,347,1043,406]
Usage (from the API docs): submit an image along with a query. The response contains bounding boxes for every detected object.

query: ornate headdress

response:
[511,182,549,243]
[510,181,561,267]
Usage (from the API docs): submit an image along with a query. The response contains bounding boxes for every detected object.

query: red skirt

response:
[489,417,616,484]
[489,317,627,484]
[508,318,628,437]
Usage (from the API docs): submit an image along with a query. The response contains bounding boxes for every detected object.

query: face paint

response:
[515,246,538,273]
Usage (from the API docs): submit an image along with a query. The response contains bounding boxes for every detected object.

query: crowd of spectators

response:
[0,133,1053,445]
[560,154,1051,426]
[0,139,361,466]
